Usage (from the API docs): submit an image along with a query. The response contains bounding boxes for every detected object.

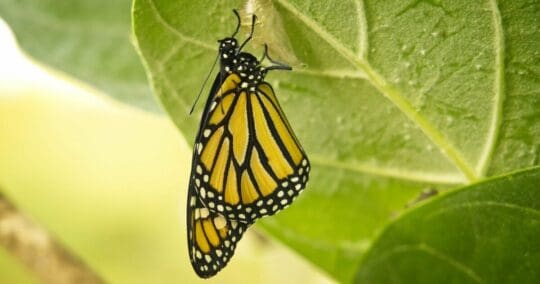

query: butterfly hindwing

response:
[187,184,251,278]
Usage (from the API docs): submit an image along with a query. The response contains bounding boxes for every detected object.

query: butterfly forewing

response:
[190,74,309,223]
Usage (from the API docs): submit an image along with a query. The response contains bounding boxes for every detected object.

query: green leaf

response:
[131,0,539,282]
[0,0,159,111]
[133,0,538,282]
[355,166,540,284]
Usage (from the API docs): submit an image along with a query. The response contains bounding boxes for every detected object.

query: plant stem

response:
[0,190,104,284]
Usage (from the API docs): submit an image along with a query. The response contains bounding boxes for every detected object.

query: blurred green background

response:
[0,21,332,283]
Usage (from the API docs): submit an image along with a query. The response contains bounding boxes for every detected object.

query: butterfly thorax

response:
[227,52,267,93]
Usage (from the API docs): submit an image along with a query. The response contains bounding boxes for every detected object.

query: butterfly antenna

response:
[190,52,220,115]
[238,14,257,53]
[231,9,241,37]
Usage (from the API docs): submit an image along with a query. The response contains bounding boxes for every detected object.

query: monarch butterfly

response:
[187,10,310,278]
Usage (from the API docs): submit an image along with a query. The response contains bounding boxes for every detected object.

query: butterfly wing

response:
[190,73,309,223]
[186,183,251,278]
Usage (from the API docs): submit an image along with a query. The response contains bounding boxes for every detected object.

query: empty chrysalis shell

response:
[241,0,301,67]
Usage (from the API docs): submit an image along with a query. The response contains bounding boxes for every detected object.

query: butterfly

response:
[187,10,310,278]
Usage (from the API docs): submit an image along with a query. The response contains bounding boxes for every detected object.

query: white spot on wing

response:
[200,208,210,219]
[200,187,206,198]
[196,143,203,154]
[214,216,227,229]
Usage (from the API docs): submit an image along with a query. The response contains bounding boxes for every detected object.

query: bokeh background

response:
[0,19,333,283]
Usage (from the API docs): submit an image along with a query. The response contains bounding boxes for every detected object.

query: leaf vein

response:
[417,243,485,284]
[310,155,465,184]
[476,0,506,176]
[354,0,368,58]
[156,67,190,113]
[358,244,485,283]
[293,68,367,79]
[274,0,478,181]
[146,0,214,51]
[425,201,540,220]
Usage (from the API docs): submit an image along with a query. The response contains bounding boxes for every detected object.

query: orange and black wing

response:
[190,74,309,223]
[186,182,251,278]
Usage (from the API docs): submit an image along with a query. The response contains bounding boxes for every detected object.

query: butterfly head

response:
[218,37,237,50]
[218,38,238,61]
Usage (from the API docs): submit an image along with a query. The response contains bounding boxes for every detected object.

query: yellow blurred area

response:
[0,21,332,284]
